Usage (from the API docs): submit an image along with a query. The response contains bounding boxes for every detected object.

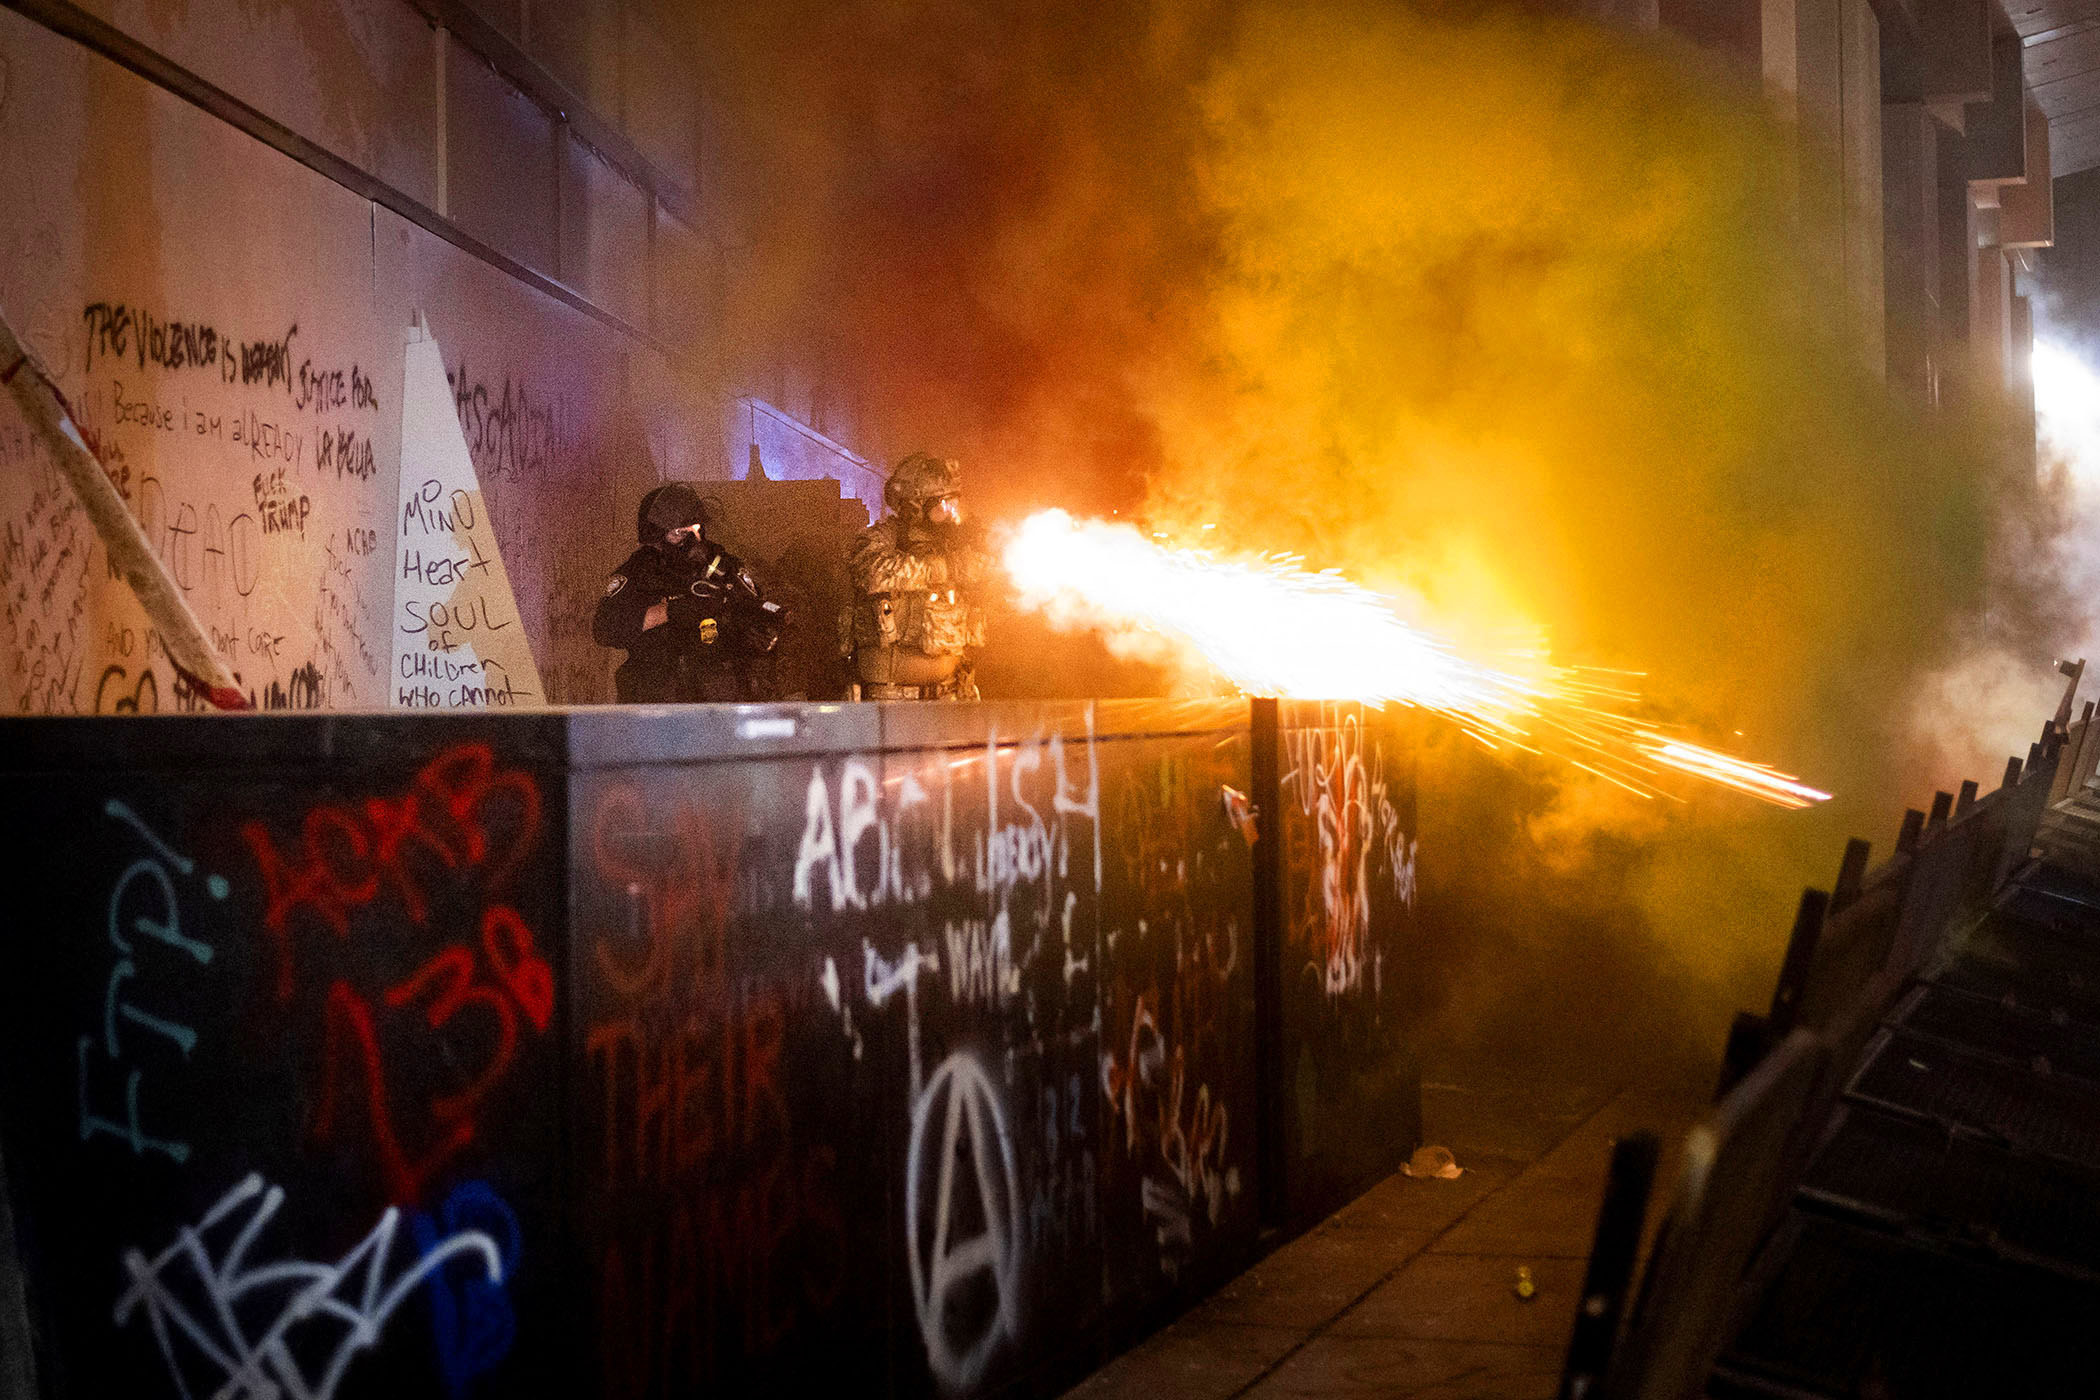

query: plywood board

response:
[0,7,391,714]
[70,0,439,207]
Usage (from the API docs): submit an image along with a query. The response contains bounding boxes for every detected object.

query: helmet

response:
[637,482,707,544]
[885,453,964,525]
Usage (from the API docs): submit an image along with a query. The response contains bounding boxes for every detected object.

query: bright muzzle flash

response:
[1003,509,1831,808]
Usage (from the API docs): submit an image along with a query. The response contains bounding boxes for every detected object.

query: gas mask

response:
[662,522,718,570]
[904,494,965,549]
[884,455,967,545]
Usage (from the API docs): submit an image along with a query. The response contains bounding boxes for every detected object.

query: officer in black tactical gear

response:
[593,483,787,702]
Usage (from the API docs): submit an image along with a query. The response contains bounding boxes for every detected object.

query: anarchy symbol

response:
[907,1052,1022,1391]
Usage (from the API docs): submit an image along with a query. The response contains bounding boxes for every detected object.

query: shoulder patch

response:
[604,573,627,597]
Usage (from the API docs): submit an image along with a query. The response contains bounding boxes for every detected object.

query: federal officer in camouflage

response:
[594,483,787,702]
[844,453,989,700]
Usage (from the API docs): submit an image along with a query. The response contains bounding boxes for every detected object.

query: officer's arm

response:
[723,565,788,651]
[951,530,995,586]
[592,570,666,648]
[742,567,790,628]
[852,532,934,592]
[732,564,770,612]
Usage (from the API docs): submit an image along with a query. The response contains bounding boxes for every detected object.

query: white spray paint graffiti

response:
[792,757,899,911]
[78,799,226,1165]
[797,711,1105,1387]
[791,716,1102,931]
[1060,890,1089,986]
[113,1173,502,1400]
[1281,712,1416,996]
[1386,826,1418,909]
[906,1053,1022,1393]
[865,938,941,1094]
[944,915,1019,1008]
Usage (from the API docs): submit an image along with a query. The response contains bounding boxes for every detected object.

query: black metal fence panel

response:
[873,706,1111,1397]
[0,715,576,1400]
[1268,701,1424,1228]
[0,700,1412,1400]
[1094,722,1260,1321]
[571,728,889,1399]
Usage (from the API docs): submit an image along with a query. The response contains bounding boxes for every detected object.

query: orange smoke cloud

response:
[694,0,2062,1067]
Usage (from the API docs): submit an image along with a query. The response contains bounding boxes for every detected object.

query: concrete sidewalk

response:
[1064,1075,1704,1400]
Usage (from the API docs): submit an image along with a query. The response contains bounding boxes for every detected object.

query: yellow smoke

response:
[698,0,2057,1067]
[1131,5,2044,1023]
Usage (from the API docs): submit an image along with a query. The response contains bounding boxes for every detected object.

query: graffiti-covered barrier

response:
[0,700,1422,1399]
[1256,701,1424,1230]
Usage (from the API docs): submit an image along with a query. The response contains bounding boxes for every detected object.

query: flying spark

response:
[1003,509,1830,808]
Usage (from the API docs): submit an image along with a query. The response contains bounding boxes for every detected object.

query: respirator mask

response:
[664,522,717,568]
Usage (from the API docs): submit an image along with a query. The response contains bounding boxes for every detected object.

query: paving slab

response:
[1431,1093,1702,1258]
[1330,1252,1584,1349]
[1241,1334,1562,1400]
[1061,1073,1702,1400]
[1065,1322,1305,1400]
[1195,1224,1440,1329]
[1421,1075,1624,1166]
[1323,1157,1522,1238]
[1425,1171,1612,1259]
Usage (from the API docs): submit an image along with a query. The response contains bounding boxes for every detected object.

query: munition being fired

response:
[1003,509,1831,808]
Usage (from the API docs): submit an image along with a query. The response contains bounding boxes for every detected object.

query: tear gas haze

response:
[696,0,2063,1075]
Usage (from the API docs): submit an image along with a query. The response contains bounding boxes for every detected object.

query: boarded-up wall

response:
[0,8,391,715]
[0,8,788,713]
[373,209,680,708]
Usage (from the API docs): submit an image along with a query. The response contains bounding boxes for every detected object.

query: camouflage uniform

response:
[845,454,989,700]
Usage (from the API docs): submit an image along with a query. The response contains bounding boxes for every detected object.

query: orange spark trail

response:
[1002,509,1830,807]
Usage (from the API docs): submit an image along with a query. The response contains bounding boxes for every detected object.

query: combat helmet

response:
[637,482,708,544]
[885,453,964,525]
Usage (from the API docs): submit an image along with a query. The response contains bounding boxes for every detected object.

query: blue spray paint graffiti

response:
[77,798,225,1164]
[413,1179,521,1396]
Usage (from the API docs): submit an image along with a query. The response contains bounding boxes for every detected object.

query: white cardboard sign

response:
[391,319,544,708]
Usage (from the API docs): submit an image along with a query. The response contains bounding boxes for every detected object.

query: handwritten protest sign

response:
[391,319,543,708]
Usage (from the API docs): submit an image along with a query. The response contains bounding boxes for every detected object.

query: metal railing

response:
[1567,698,2075,1399]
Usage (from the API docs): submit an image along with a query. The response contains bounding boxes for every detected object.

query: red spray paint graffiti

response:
[597,1148,846,1398]
[243,743,540,995]
[583,783,849,1395]
[239,743,550,1203]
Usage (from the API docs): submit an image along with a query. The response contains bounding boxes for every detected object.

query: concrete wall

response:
[727,397,887,516]
[1751,0,1887,372]
[66,0,709,342]
[1884,104,1945,399]
[2037,167,2100,343]
[1839,0,1887,375]
[1654,0,2051,413]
